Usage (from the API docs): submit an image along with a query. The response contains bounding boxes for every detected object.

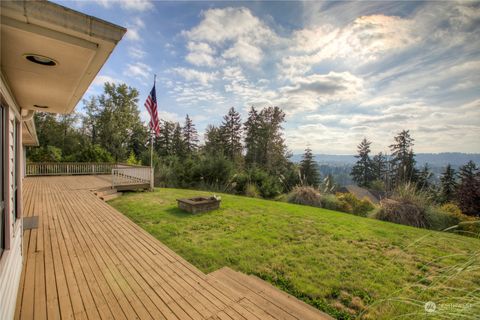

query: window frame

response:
[0,103,6,256]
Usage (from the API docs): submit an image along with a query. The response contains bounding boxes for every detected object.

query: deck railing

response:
[112,166,153,188]
[26,162,154,190]
[26,162,117,176]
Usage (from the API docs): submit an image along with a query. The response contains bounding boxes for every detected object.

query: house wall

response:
[0,73,24,320]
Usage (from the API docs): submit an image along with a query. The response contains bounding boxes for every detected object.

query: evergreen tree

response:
[351,138,374,187]
[371,152,388,186]
[156,120,175,157]
[417,163,433,190]
[204,125,224,155]
[171,123,185,157]
[259,107,288,173]
[244,107,261,166]
[244,106,289,174]
[220,107,243,161]
[182,114,199,155]
[456,161,480,216]
[300,147,320,187]
[439,164,457,203]
[389,130,417,187]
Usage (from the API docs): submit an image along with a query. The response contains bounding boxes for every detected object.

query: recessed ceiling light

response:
[24,54,57,66]
[33,104,49,109]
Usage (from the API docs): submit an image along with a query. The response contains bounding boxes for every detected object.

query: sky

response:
[57,0,480,154]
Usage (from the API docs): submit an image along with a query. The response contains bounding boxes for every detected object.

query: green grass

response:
[110,188,480,319]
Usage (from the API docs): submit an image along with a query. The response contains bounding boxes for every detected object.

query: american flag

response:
[145,83,160,136]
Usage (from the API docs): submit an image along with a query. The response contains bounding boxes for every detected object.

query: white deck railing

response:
[112,166,153,188]
[26,162,116,176]
[26,162,154,190]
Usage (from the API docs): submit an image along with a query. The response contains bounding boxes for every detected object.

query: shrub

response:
[232,168,283,198]
[456,220,480,238]
[427,207,461,231]
[287,186,322,207]
[377,198,429,228]
[245,183,261,198]
[376,183,431,228]
[321,194,343,211]
[258,175,282,198]
[336,193,375,217]
[369,179,385,191]
[76,144,113,163]
[126,151,142,165]
[428,203,473,231]
[193,154,234,187]
[28,145,62,162]
[440,203,464,218]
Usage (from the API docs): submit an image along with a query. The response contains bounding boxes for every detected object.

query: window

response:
[13,119,19,220]
[1,105,5,255]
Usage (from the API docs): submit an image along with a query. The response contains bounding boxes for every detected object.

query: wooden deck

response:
[15,176,331,320]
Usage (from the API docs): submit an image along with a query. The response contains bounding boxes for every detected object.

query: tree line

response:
[29,82,300,198]
[344,131,479,217]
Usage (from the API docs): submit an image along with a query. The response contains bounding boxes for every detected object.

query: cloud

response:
[286,72,363,96]
[93,0,153,12]
[222,66,277,108]
[125,17,145,41]
[127,46,146,59]
[124,62,152,81]
[185,42,218,67]
[276,72,365,114]
[162,2,480,153]
[92,75,121,86]
[183,7,275,44]
[281,14,417,77]
[182,7,277,65]
[222,39,263,65]
[171,67,218,86]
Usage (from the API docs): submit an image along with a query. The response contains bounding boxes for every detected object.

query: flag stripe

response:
[144,84,160,136]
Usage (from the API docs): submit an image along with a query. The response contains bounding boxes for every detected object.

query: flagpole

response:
[150,74,156,191]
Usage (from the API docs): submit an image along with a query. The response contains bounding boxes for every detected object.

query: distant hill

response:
[291,152,480,168]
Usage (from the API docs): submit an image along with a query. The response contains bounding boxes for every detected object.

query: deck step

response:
[100,192,122,201]
[92,186,115,193]
[207,267,332,320]
[94,188,118,196]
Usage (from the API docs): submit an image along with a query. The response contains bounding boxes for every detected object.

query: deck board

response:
[15,176,330,320]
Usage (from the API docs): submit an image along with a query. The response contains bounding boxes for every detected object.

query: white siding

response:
[0,222,22,320]
[0,75,24,320]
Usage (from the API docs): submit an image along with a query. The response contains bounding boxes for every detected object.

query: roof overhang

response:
[22,118,39,146]
[0,0,126,114]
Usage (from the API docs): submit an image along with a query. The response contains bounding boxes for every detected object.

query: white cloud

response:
[127,46,146,59]
[162,2,480,153]
[124,62,152,80]
[125,17,145,41]
[183,7,275,44]
[281,14,417,76]
[182,7,277,66]
[93,0,153,12]
[185,42,218,67]
[222,66,276,108]
[92,75,121,86]
[171,67,218,86]
[222,40,263,65]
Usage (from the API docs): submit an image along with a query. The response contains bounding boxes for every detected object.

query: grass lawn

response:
[110,188,480,319]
